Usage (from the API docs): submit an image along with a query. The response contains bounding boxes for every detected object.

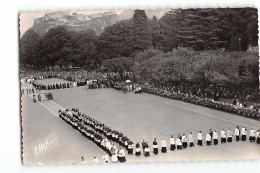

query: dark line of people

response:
[58,107,134,163]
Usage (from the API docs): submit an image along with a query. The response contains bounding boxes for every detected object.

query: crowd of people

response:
[142,84,260,120]
[58,107,134,163]
[57,106,259,164]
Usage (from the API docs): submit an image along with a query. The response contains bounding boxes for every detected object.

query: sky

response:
[19,10,124,36]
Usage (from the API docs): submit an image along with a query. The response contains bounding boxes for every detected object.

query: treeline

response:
[20,8,258,72]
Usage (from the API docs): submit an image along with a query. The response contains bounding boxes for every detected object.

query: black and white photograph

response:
[19,7,260,165]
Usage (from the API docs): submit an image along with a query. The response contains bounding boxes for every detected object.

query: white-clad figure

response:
[197,131,203,146]
[249,129,256,142]
[227,129,233,142]
[189,132,194,147]
[206,132,211,145]
[235,126,240,141]
[213,130,218,145]
[161,138,167,153]
[170,135,176,150]
[102,153,109,163]
[111,148,118,163]
[118,147,126,163]
[221,129,226,143]
[176,136,182,150]
[182,134,188,148]
[241,127,247,141]
[92,156,99,163]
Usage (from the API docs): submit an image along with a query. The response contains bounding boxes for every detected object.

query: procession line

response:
[25,94,106,155]
[135,94,259,129]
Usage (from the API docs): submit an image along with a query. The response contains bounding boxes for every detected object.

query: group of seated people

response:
[142,85,260,120]
[58,107,134,163]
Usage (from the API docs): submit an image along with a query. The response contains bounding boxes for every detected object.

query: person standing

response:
[128,141,134,155]
[111,148,118,163]
[161,138,167,153]
[153,138,159,155]
[197,131,203,146]
[118,147,126,163]
[189,132,194,147]
[135,142,141,156]
[206,132,211,145]
[213,130,218,145]
[241,127,247,141]
[182,134,188,149]
[33,94,36,103]
[170,135,176,151]
[176,134,182,149]
[142,140,146,152]
[256,130,260,144]
[235,126,240,141]
[221,129,226,143]
[249,128,256,142]
[102,153,109,163]
[209,129,213,142]
[38,93,41,102]
[92,156,99,163]
[144,141,150,157]
[81,156,86,164]
[227,129,233,142]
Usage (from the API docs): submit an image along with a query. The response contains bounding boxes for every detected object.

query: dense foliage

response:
[20,8,259,90]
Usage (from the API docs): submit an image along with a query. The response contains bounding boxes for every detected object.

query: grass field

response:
[22,79,260,164]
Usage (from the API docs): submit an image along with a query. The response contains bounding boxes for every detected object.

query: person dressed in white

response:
[175,135,181,149]
[153,138,159,154]
[111,148,118,163]
[92,156,99,163]
[241,127,247,141]
[249,128,256,142]
[213,130,218,145]
[118,147,126,163]
[135,142,141,156]
[221,129,226,143]
[227,129,233,142]
[235,126,240,141]
[170,135,176,151]
[161,138,167,153]
[197,131,203,146]
[182,134,188,149]
[206,132,211,145]
[102,153,109,163]
[144,141,150,157]
[106,140,112,156]
[189,132,194,147]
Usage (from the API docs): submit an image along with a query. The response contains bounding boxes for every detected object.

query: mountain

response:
[30,9,171,36]
[118,9,171,21]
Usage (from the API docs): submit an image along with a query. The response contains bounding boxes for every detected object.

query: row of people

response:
[134,127,260,157]
[33,82,73,90]
[58,108,135,163]
[142,85,260,120]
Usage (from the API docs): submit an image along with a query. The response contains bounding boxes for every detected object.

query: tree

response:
[35,26,73,70]
[101,56,134,78]
[132,10,152,52]
[158,9,186,52]
[19,30,39,67]
[177,9,220,50]
[97,20,134,61]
